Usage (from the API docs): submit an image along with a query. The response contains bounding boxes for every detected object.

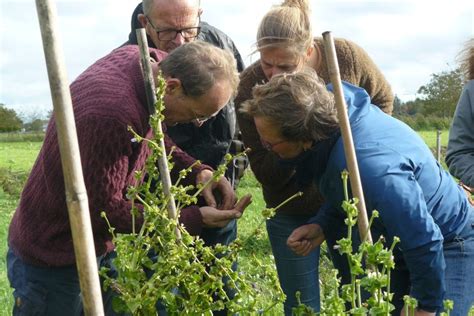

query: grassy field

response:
[0,130,453,314]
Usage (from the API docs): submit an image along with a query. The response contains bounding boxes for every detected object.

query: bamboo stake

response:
[322,31,373,244]
[136,29,181,239]
[35,0,104,314]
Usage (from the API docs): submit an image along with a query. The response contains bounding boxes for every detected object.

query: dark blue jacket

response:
[307,82,471,311]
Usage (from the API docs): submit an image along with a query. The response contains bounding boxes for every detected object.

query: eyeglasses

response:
[146,16,201,41]
[190,107,212,124]
[260,138,287,151]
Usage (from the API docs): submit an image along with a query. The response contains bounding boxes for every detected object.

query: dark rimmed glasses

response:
[146,16,201,41]
[260,138,287,151]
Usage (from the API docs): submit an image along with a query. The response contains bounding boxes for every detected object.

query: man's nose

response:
[271,67,285,78]
[172,32,186,46]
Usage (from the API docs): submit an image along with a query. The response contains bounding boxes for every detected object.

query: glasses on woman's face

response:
[146,16,201,41]
[260,138,287,151]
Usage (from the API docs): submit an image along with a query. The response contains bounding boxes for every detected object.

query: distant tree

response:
[0,103,23,132]
[24,118,47,132]
[393,95,403,115]
[417,68,463,117]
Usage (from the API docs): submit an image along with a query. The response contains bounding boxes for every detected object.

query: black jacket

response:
[125,3,244,169]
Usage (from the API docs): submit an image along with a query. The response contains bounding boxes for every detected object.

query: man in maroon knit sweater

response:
[7,41,248,315]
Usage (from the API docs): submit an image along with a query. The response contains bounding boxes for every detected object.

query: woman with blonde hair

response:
[235,0,393,313]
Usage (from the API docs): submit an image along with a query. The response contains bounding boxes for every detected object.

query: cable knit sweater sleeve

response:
[77,116,146,235]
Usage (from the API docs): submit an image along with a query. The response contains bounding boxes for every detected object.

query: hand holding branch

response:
[200,194,252,228]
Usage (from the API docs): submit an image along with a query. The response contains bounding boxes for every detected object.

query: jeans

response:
[201,218,237,247]
[266,213,321,315]
[442,208,474,316]
[368,209,474,316]
[7,248,123,315]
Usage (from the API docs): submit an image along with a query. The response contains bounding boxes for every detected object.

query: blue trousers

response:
[388,209,474,315]
[266,213,352,315]
[7,220,237,315]
[7,248,123,315]
[266,213,321,315]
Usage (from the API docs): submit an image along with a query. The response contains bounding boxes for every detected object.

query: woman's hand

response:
[287,223,326,256]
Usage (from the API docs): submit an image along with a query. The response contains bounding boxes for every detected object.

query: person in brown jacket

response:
[234,0,393,314]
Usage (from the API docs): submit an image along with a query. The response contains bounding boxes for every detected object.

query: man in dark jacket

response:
[123,0,245,257]
[125,0,244,172]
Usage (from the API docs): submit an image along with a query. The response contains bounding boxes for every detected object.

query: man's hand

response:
[400,307,435,316]
[196,169,236,209]
[287,224,325,256]
[200,194,252,228]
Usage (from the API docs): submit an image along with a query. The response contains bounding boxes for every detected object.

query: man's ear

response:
[198,8,203,17]
[165,78,182,95]
[138,14,147,28]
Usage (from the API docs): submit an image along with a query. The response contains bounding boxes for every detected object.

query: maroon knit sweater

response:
[9,46,208,267]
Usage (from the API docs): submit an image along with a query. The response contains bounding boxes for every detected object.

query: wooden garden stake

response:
[136,29,181,239]
[322,31,373,244]
[35,0,104,314]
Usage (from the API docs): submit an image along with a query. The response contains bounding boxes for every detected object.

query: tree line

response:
[0,103,51,132]
[393,68,462,130]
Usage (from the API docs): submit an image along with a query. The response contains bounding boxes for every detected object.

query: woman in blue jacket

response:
[241,69,474,315]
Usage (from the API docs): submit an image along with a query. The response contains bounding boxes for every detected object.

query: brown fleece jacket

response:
[235,37,394,215]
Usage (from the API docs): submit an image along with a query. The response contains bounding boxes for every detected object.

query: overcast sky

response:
[0,0,473,118]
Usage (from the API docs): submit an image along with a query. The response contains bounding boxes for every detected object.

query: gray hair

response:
[457,38,474,81]
[160,41,239,97]
[256,0,313,59]
[142,0,200,16]
[241,68,339,142]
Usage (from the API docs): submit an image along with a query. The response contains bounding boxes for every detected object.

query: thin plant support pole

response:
[35,0,104,314]
[322,31,373,245]
[136,28,181,239]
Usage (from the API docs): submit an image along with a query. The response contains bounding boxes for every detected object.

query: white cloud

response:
[0,0,472,116]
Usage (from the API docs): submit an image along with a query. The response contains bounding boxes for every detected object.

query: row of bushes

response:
[0,132,45,142]
[395,115,452,131]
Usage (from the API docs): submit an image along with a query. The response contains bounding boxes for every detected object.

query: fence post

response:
[436,130,442,162]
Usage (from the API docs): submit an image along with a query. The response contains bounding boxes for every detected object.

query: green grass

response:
[0,142,42,172]
[0,141,42,315]
[417,129,449,148]
[0,130,457,314]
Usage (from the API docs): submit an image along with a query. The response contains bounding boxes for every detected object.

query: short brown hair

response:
[241,68,339,142]
[256,0,313,58]
[160,41,239,97]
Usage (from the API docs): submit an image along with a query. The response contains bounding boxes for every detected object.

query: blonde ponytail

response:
[256,0,313,57]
